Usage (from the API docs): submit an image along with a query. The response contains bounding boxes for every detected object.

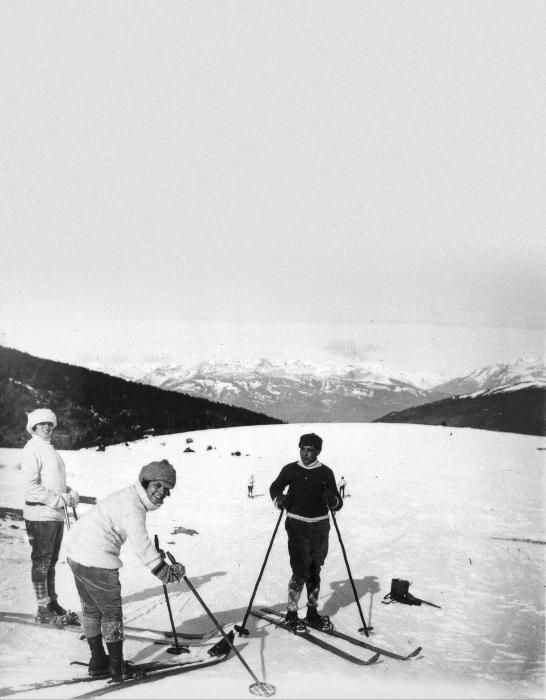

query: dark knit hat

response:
[298,433,323,450]
[139,460,176,489]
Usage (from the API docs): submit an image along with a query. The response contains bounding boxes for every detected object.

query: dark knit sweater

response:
[269,461,342,520]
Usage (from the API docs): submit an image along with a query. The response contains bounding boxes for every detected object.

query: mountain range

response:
[112,357,545,427]
[1,346,544,445]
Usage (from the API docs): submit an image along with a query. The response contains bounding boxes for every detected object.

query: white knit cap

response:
[26,408,57,434]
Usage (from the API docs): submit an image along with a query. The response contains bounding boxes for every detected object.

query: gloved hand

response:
[275,494,291,511]
[321,489,338,509]
[152,560,186,584]
[61,490,80,507]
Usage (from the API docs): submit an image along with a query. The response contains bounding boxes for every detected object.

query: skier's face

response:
[33,422,54,439]
[300,444,320,465]
[146,480,171,506]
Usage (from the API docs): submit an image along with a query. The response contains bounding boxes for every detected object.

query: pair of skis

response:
[1,607,422,696]
[74,632,234,698]
[0,632,233,698]
[251,607,422,662]
[0,611,219,645]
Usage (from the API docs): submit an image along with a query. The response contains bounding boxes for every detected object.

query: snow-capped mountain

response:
[431,358,546,396]
[374,358,546,436]
[131,358,446,423]
[82,356,546,426]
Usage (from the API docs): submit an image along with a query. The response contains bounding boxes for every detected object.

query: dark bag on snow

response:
[383,578,441,608]
[383,578,421,605]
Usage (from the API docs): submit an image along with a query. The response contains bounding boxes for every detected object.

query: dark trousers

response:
[25,520,64,606]
[68,558,124,642]
[285,517,330,610]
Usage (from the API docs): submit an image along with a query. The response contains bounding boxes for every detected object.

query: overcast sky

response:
[1,1,544,380]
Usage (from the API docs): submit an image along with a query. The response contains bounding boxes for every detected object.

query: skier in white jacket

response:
[66,459,185,682]
[22,408,80,625]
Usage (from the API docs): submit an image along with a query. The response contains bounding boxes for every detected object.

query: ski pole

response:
[154,536,187,655]
[72,507,78,521]
[324,484,371,637]
[63,503,71,530]
[235,507,285,637]
[166,551,275,697]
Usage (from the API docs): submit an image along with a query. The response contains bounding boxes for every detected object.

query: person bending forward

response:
[66,460,184,682]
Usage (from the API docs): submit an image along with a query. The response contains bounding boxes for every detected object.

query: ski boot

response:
[109,661,146,683]
[87,634,111,678]
[285,610,305,632]
[304,607,334,632]
[47,600,67,616]
[107,640,146,683]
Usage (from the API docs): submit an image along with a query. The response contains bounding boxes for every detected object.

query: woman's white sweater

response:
[22,435,68,522]
[66,482,163,571]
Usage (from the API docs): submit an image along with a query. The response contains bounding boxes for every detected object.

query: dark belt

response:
[25,501,47,506]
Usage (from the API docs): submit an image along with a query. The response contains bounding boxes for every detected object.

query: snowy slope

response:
[0,423,544,699]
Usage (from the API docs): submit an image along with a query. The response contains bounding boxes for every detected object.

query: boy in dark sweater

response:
[269,433,342,630]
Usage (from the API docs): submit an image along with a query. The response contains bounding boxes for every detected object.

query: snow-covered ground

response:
[0,423,544,699]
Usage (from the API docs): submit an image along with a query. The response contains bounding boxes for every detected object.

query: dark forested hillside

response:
[374,386,545,437]
[0,345,283,448]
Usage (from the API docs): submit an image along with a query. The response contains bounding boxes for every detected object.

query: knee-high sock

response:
[287,574,305,612]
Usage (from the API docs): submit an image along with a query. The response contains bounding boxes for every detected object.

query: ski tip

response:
[208,630,234,657]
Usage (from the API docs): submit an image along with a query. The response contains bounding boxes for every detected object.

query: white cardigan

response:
[22,435,68,522]
[66,481,163,571]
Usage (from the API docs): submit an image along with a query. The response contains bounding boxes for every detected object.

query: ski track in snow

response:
[0,423,544,699]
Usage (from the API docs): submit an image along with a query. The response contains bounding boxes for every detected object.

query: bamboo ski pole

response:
[63,503,71,530]
[166,551,275,697]
[324,483,371,636]
[154,536,187,655]
[235,508,285,637]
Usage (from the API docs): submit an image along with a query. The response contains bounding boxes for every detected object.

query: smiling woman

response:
[143,480,171,506]
[64,458,185,682]
[138,460,175,506]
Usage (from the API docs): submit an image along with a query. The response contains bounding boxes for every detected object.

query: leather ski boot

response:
[305,606,334,632]
[87,634,110,678]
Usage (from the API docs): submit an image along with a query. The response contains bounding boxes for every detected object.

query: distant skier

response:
[338,476,347,498]
[22,408,80,626]
[248,473,255,498]
[270,433,342,631]
[66,460,185,682]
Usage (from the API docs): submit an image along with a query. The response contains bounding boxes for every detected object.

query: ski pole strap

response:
[154,534,166,560]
